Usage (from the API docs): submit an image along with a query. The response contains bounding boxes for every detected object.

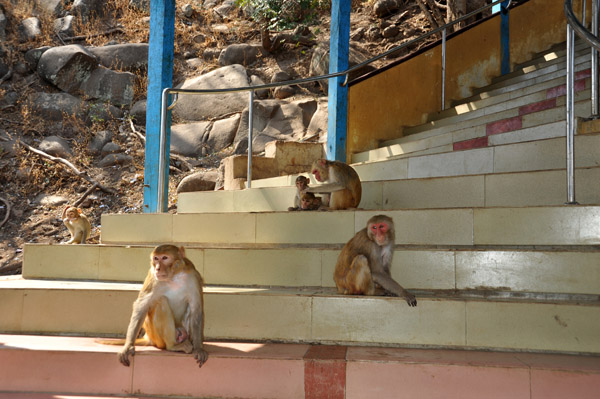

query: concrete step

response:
[179,166,600,213]
[245,133,600,193]
[1,335,598,399]
[354,86,592,164]
[1,278,598,353]
[22,243,600,295]
[100,206,600,246]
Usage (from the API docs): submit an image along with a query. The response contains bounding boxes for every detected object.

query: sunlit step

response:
[22,243,600,295]
[1,279,598,353]
[1,334,598,399]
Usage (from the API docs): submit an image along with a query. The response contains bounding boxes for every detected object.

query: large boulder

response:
[309,43,376,93]
[177,171,218,193]
[28,92,87,121]
[170,121,211,157]
[172,64,251,121]
[233,98,317,154]
[80,67,136,106]
[37,45,97,94]
[88,44,149,72]
[206,114,240,153]
[218,44,262,66]
[39,135,72,158]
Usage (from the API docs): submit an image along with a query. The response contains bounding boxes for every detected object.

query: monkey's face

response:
[66,209,79,220]
[300,198,312,209]
[368,221,392,246]
[296,179,308,190]
[312,167,326,182]
[152,253,176,281]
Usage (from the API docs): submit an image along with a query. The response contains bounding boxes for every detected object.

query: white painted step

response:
[22,243,600,295]
[1,277,598,353]
[100,206,600,246]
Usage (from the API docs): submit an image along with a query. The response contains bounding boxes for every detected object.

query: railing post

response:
[592,0,599,116]
[247,90,254,189]
[441,28,446,110]
[566,23,577,204]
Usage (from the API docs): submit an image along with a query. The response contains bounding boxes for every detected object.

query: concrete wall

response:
[347,0,582,158]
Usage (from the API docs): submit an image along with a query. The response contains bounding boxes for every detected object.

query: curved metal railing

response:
[564,0,600,204]
[155,0,513,211]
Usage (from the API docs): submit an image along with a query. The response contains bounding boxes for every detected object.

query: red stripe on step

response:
[576,68,592,79]
[547,78,587,99]
[453,136,488,151]
[519,98,556,116]
[486,116,522,136]
[304,345,347,399]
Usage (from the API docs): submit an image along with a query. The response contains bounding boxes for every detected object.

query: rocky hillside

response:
[0,0,487,275]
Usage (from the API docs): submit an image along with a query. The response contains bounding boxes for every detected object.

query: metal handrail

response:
[156,0,513,211]
[563,0,600,204]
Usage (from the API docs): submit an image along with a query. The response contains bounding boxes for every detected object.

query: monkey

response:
[288,175,310,211]
[299,192,323,211]
[334,215,417,307]
[307,159,361,210]
[116,244,208,367]
[62,206,91,244]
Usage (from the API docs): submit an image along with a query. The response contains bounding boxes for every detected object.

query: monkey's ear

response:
[318,159,327,167]
[77,208,83,214]
[178,246,186,258]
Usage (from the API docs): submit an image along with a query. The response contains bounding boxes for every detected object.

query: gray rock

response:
[101,142,122,155]
[382,25,399,38]
[87,102,124,123]
[35,194,69,206]
[182,3,194,17]
[28,92,87,121]
[309,43,376,93]
[273,86,295,99]
[88,44,149,72]
[250,75,269,99]
[54,16,76,37]
[19,17,42,42]
[88,130,113,155]
[307,98,328,137]
[206,113,240,153]
[176,171,218,193]
[0,8,6,41]
[37,45,98,94]
[80,67,135,106]
[98,153,133,167]
[129,0,149,11]
[218,44,261,66]
[34,0,66,16]
[172,64,251,121]
[202,48,221,61]
[25,46,51,69]
[39,135,72,158]
[373,0,403,18]
[234,98,315,154]
[71,0,106,22]
[170,121,211,157]
[130,100,146,124]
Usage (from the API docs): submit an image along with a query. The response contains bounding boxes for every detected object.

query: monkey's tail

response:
[94,337,153,346]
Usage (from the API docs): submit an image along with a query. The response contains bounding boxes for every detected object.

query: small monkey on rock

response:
[334,215,417,307]
[307,159,361,210]
[62,206,91,244]
[104,245,208,368]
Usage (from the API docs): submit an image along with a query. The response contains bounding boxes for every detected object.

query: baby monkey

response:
[62,206,91,244]
[299,192,323,211]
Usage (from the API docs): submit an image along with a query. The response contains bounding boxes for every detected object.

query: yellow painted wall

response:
[347,0,578,159]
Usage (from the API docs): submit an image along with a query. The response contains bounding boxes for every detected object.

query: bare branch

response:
[0,197,11,229]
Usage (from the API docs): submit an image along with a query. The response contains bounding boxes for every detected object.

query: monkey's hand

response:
[193,348,208,368]
[404,292,417,307]
[118,344,135,367]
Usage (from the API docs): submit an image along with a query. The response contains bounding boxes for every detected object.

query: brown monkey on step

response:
[115,244,208,367]
[307,159,361,210]
[62,206,91,244]
[299,192,323,211]
[288,175,311,211]
[334,215,417,307]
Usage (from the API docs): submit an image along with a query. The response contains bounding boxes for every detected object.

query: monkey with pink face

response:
[334,214,417,307]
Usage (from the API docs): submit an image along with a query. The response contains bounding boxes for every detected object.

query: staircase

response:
[1,40,599,398]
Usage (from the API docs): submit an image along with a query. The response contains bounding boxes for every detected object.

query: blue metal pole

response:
[326,0,350,162]
[500,0,510,75]
[143,0,175,213]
